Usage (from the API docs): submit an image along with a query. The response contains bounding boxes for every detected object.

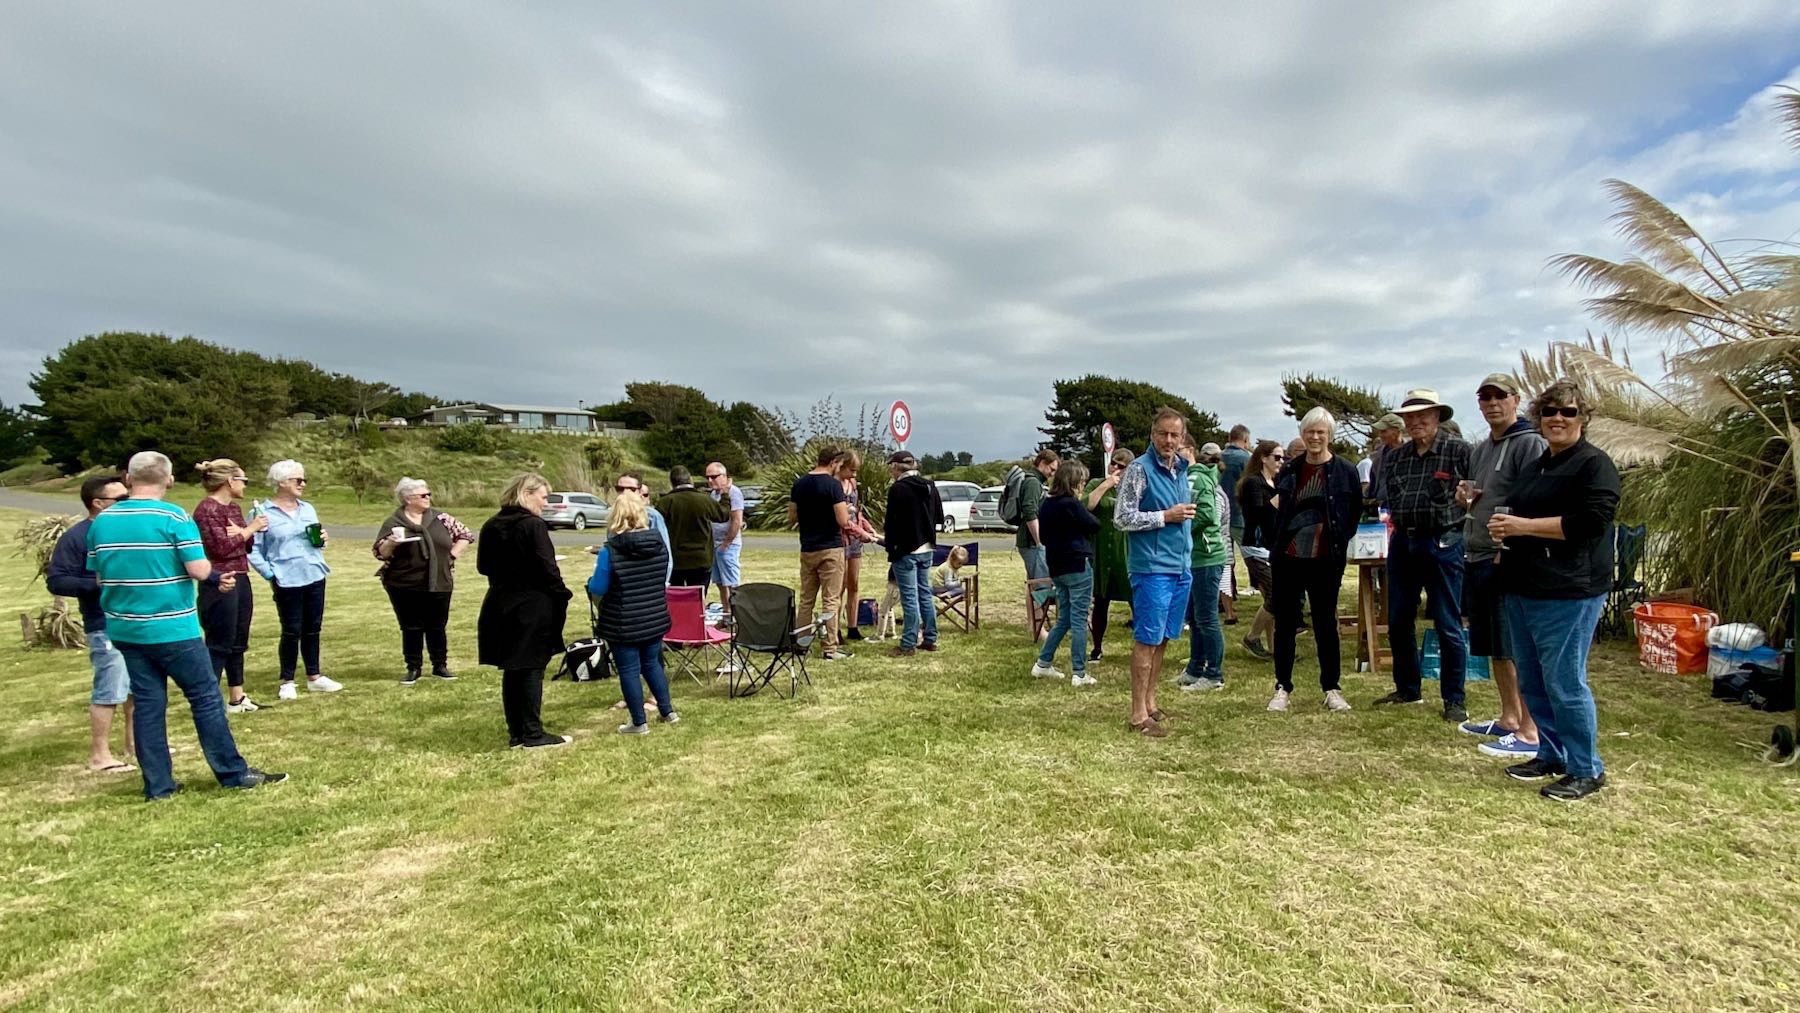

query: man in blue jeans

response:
[883,452,943,657]
[87,451,285,800]
[1373,389,1473,722]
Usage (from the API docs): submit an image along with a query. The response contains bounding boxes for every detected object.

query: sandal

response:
[1127,718,1168,739]
[88,761,136,774]
[1149,708,1170,723]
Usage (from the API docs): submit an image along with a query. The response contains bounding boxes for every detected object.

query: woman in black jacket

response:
[477,473,573,749]
[1268,409,1362,713]
[1235,440,1283,659]
[1030,461,1100,686]
[1485,381,1620,802]
[375,476,476,685]
[592,491,676,734]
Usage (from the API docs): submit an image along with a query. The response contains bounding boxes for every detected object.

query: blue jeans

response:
[1185,563,1225,680]
[1506,594,1607,778]
[612,640,673,727]
[117,638,251,799]
[1037,563,1094,674]
[272,578,326,680]
[1018,545,1048,581]
[896,550,938,650]
[1387,531,1467,705]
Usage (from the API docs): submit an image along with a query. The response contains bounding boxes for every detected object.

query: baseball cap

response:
[887,451,916,467]
[1477,372,1521,396]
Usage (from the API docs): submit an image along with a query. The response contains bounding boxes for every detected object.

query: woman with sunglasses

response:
[193,459,266,712]
[248,459,341,700]
[375,477,476,685]
[1485,381,1620,802]
[1083,447,1138,662]
[1235,440,1283,661]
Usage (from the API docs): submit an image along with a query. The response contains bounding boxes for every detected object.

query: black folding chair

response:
[729,583,821,699]
[1602,523,1649,637]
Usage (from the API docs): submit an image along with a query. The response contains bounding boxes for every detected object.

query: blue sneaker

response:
[1459,718,1513,738]
[1478,733,1538,759]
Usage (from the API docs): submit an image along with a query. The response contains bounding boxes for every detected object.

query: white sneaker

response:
[1030,662,1064,679]
[1180,676,1223,693]
[277,682,298,701]
[307,675,343,693]
[1070,673,1097,687]
[1267,689,1291,712]
[226,696,260,714]
[1324,689,1352,712]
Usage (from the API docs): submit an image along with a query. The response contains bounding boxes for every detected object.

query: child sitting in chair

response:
[930,545,971,598]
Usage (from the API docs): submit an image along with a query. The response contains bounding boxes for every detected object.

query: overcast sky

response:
[3,2,1798,457]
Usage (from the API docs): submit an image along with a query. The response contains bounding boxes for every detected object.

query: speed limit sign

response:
[1101,422,1117,455]
[888,400,913,446]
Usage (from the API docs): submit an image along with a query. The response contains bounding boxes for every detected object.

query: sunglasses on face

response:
[1541,405,1581,419]
[292,478,307,485]
[705,473,725,480]
[615,485,638,494]
[1477,390,1513,402]
[413,492,432,499]
[1271,453,1286,460]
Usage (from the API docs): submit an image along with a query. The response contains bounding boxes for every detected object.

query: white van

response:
[934,481,982,533]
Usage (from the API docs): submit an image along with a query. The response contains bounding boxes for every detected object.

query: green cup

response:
[305,522,325,548]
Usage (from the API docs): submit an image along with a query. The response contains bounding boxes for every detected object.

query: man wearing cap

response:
[1372,388,1473,721]
[1458,373,1547,757]
[883,452,944,657]
[1362,413,1404,500]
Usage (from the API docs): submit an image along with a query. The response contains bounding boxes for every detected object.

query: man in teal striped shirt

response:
[88,451,285,800]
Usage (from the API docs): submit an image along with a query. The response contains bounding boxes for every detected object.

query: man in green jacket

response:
[1181,441,1231,690]
[658,465,729,588]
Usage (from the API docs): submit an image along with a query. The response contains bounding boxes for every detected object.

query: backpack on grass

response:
[554,639,614,681]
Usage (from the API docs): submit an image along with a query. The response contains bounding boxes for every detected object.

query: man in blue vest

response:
[1113,408,1197,738]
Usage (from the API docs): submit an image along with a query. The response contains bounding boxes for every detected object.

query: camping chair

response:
[932,542,981,632]
[1602,523,1649,637]
[728,583,821,698]
[1027,576,1058,642]
[662,586,734,685]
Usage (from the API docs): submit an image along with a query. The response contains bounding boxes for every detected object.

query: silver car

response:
[969,486,1014,532]
[542,492,610,530]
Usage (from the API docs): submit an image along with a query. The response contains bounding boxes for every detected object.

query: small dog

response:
[870,577,901,640]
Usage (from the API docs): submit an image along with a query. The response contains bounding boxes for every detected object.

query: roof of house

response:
[428,402,595,417]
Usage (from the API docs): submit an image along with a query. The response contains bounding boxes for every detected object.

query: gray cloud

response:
[2,2,1798,456]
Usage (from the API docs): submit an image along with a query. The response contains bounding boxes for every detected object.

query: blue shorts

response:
[88,630,131,706]
[1130,571,1193,645]
[711,542,742,588]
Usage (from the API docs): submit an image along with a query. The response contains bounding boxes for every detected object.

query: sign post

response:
[888,400,913,449]
[1100,422,1117,457]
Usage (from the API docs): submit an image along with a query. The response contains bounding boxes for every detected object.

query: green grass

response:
[2,503,1797,1010]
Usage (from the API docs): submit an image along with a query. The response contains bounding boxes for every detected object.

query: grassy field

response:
[2,503,1797,1010]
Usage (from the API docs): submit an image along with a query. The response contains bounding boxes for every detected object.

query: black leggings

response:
[1272,555,1346,693]
[1091,596,1133,652]
[272,579,326,681]
[385,587,452,670]
[198,577,253,688]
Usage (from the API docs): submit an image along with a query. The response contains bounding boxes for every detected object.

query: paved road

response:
[0,487,1017,553]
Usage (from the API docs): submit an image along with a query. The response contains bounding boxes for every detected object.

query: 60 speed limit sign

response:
[888,400,913,445]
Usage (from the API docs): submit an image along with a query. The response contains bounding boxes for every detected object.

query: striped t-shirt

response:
[86,499,206,644]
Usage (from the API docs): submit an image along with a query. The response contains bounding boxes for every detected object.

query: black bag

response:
[554,638,614,681]
[1743,661,1794,712]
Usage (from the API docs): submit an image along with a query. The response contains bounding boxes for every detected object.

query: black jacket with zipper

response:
[1497,438,1621,600]
[1272,455,1362,562]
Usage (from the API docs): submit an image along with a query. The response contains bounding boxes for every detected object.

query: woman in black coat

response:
[477,473,573,749]
[1268,409,1364,713]
[589,491,675,734]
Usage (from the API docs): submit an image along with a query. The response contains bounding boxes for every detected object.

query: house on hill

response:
[423,402,599,433]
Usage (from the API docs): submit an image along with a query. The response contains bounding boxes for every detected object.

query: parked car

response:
[737,485,764,514]
[969,486,1014,532]
[542,492,610,530]
[934,481,982,533]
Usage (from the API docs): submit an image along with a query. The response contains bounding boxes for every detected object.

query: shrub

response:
[439,422,505,455]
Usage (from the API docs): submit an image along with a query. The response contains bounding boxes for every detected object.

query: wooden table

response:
[1338,558,1391,675]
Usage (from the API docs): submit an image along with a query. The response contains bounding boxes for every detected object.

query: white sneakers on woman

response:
[1267,688,1352,712]
[1267,689,1290,712]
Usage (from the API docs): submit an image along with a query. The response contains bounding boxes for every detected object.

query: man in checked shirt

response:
[1372,388,1473,722]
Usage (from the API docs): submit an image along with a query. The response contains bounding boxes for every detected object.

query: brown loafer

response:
[1128,718,1168,738]
[888,646,916,658]
[918,642,938,652]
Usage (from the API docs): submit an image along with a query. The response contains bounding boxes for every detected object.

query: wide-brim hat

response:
[1394,388,1453,422]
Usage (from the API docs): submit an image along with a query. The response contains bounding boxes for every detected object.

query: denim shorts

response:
[711,542,742,588]
[88,630,131,706]
[1129,571,1193,645]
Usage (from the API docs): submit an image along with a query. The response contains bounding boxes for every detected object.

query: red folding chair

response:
[663,586,733,685]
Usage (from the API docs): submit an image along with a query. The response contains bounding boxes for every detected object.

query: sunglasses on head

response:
[1541,406,1581,419]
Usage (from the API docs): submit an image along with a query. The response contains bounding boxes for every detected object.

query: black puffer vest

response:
[596,528,672,644]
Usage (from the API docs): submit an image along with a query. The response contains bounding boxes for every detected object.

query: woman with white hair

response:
[374,477,476,685]
[1267,408,1362,713]
[248,459,341,700]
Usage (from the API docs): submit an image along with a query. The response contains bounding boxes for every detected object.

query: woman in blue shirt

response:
[248,459,341,700]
